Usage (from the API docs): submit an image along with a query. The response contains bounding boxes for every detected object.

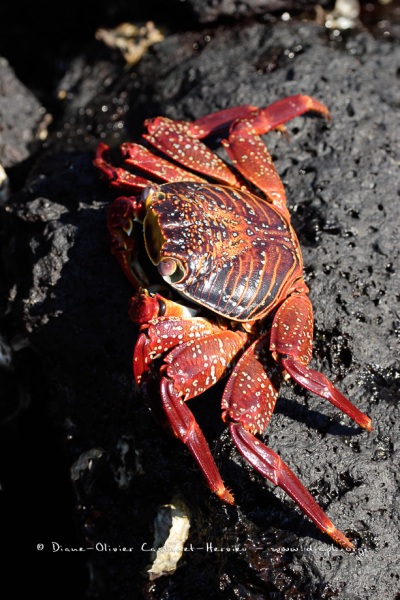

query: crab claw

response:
[129,290,165,324]
[94,142,153,193]
[107,196,149,288]
[129,290,201,325]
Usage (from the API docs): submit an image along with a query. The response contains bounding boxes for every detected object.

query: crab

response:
[94,94,372,550]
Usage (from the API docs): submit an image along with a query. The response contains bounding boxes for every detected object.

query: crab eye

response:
[158,258,176,277]
[142,186,165,209]
[158,258,185,283]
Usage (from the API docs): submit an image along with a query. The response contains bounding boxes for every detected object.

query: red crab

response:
[94,94,372,550]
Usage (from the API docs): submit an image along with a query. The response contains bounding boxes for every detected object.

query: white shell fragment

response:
[0,163,10,206]
[70,448,105,480]
[324,0,361,30]
[147,497,191,580]
[95,22,164,66]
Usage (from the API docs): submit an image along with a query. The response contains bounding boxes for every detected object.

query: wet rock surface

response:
[1,2,399,599]
[0,59,50,170]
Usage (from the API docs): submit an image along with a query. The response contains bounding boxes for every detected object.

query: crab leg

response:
[186,104,259,138]
[95,96,328,203]
[121,142,208,184]
[133,314,223,429]
[229,424,354,549]
[222,333,355,550]
[186,95,329,140]
[94,142,153,193]
[270,292,373,431]
[158,329,248,504]
[222,94,330,216]
[161,378,235,504]
[143,117,241,186]
[229,95,330,137]
[223,133,287,216]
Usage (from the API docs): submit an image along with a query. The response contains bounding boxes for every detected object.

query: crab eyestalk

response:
[157,258,186,284]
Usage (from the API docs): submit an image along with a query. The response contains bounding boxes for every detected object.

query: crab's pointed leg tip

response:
[216,487,235,505]
[360,415,373,432]
[326,524,355,551]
